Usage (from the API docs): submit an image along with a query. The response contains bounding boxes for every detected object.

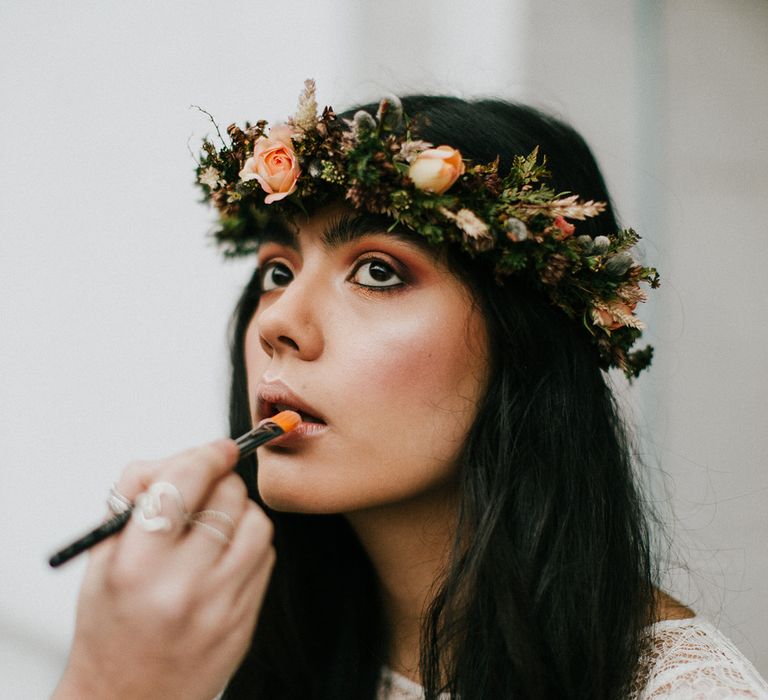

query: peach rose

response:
[239,125,300,204]
[408,146,465,194]
[267,123,296,147]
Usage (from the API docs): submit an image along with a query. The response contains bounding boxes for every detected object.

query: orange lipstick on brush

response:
[48,410,301,568]
[235,410,302,456]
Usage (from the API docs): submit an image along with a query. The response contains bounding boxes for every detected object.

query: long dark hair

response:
[223,97,656,699]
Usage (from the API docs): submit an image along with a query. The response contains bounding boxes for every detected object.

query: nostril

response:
[258,334,274,356]
[278,335,300,351]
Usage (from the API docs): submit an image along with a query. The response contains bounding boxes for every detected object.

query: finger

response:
[220,504,276,599]
[113,460,161,502]
[114,439,239,510]
[154,439,240,514]
[112,440,238,557]
[86,460,160,565]
[181,474,249,565]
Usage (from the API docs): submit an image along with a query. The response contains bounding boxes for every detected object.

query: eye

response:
[260,261,293,291]
[350,258,404,289]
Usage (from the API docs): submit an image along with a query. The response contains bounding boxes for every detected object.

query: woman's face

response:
[244,205,489,514]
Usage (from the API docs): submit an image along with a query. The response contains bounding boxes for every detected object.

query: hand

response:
[53,439,274,700]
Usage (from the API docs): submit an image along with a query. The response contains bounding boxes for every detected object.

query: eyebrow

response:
[259,213,434,255]
[324,212,437,253]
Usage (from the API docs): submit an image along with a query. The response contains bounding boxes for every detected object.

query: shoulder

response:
[635,617,768,699]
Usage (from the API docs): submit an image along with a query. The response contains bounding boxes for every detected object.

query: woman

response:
[53,83,768,699]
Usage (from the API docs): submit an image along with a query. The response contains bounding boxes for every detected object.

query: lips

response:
[256,381,327,426]
[271,403,324,424]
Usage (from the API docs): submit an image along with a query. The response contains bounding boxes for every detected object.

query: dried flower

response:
[549,195,606,220]
[398,139,434,164]
[617,282,647,306]
[591,300,644,331]
[518,194,606,220]
[292,78,318,131]
[440,207,493,251]
[553,215,575,238]
[198,166,223,191]
[541,253,569,285]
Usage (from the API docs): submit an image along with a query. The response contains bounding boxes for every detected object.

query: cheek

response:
[341,302,488,455]
[354,310,485,512]
[351,319,451,395]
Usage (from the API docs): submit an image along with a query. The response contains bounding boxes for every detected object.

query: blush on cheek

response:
[348,322,439,391]
[347,311,486,410]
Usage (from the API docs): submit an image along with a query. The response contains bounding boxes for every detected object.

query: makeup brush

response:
[48,410,301,568]
[234,410,301,456]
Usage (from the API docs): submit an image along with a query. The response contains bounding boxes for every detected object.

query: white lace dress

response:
[376,617,768,699]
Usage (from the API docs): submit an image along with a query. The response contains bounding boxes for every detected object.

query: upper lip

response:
[256,380,327,424]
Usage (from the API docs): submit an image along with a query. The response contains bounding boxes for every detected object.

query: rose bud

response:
[408,146,465,194]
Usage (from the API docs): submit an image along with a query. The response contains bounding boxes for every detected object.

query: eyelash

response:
[349,256,406,292]
[259,260,292,292]
[258,256,407,294]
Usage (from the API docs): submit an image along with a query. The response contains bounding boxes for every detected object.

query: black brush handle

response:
[49,509,132,568]
[48,419,287,568]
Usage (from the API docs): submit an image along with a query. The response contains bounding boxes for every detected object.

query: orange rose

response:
[239,125,300,204]
[408,146,465,194]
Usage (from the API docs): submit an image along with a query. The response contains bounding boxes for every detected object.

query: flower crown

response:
[196,80,659,378]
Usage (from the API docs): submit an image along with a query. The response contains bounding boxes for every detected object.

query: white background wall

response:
[1,1,766,696]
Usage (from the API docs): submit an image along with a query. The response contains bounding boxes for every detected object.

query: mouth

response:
[256,382,328,427]
[267,402,326,425]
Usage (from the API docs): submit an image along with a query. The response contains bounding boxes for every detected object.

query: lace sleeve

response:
[636,619,768,699]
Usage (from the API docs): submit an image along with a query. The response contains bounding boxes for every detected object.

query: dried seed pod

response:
[376,95,403,132]
[576,234,594,254]
[353,110,377,135]
[504,217,529,242]
[605,252,634,277]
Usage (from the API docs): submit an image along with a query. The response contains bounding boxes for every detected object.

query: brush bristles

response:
[270,410,302,433]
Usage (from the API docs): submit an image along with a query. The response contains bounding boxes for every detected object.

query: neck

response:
[345,483,459,683]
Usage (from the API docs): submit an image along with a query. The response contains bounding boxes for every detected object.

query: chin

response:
[257,467,458,518]
[255,465,366,515]
[260,490,339,514]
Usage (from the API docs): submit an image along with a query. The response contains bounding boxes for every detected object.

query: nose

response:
[256,273,324,361]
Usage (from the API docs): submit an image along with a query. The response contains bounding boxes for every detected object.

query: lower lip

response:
[263,420,328,448]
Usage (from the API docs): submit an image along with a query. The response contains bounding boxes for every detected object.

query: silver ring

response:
[106,483,133,514]
[190,520,232,546]
[189,509,235,545]
[134,482,187,533]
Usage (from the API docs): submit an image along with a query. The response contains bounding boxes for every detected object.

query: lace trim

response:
[376,667,440,700]
[377,618,768,700]
[633,617,768,699]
